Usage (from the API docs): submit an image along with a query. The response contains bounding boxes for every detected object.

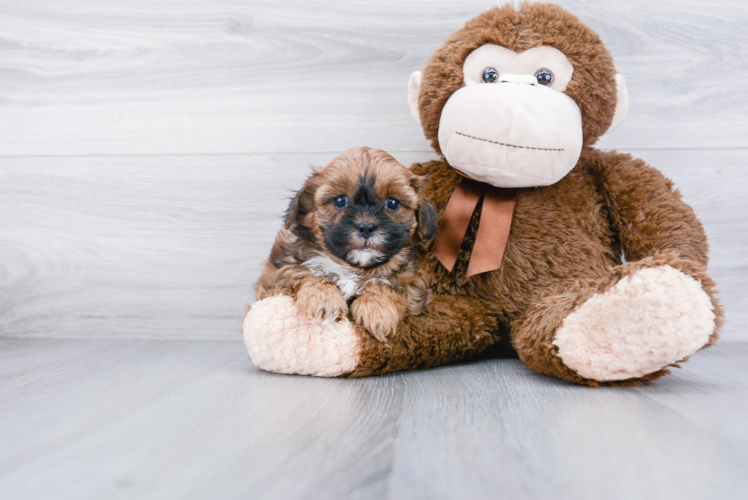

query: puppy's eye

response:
[535,68,554,86]
[332,195,348,209]
[481,67,499,83]
[384,198,401,211]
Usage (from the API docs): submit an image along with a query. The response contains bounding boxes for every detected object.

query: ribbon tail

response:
[466,187,517,277]
[433,180,484,272]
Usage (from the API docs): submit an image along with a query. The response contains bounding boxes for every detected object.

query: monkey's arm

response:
[244,289,499,378]
[597,152,709,267]
[597,151,723,340]
[347,293,499,376]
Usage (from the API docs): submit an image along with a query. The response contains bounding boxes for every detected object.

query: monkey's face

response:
[286,148,437,270]
[408,3,629,189]
[436,45,584,188]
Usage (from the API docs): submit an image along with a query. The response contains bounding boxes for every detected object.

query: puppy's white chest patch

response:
[302,254,387,300]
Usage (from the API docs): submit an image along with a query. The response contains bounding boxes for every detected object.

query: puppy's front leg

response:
[295,276,349,324]
[350,281,407,342]
[256,262,347,324]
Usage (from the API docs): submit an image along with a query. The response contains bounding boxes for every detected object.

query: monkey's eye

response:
[481,67,499,83]
[384,198,401,212]
[333,195,349,209]
[535,68,554,86]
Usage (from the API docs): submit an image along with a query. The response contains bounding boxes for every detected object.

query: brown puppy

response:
[255,147,438,341]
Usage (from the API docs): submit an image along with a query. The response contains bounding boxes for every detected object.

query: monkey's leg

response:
[244,293,500,377]
[511,254,721,386]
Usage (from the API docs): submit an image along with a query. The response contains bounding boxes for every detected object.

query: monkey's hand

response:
[294,278,348,324]
[350,281,407,342]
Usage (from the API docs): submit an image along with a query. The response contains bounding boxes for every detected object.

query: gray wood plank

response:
[0,338,135,394]
[0,339,244,475]
[636,344,748,447]
[0,339,746,500]
[1,149,745,340]
[388,357,748,500]
[0,0,746,156]
[0,343,404,500]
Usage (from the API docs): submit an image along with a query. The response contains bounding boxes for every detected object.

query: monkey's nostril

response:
[357,222,377,237]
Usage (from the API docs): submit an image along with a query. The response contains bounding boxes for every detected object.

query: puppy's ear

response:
[410,174,438,242]
[416,198,438,242]
[284,169,321,230]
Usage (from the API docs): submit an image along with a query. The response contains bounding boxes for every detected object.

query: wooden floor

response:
[1,339,747,500]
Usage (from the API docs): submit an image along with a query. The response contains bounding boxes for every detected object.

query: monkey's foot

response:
[552,265,716,381]
[243,295,361,377]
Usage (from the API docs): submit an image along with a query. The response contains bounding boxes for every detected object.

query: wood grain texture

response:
[0,339,747,500]
[1,149,745,341]
[0,339,242,475]
[636,344,748,448]
[0,0,746,156]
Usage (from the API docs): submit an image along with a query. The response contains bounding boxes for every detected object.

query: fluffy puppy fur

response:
[255,147,438,341]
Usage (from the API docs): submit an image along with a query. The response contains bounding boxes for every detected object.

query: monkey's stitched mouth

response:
[455,131,564,152]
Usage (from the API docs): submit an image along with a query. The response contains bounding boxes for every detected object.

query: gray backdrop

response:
[1,0,746,340]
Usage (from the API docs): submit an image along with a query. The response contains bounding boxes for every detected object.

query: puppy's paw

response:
[295,281,348,324]
[351,290,405,342]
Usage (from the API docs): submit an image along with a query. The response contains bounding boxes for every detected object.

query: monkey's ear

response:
[284,171,320,230]
[408,71,422,123]
[606,74,629,133]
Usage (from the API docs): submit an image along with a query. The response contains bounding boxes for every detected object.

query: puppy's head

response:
[285,147,437,269]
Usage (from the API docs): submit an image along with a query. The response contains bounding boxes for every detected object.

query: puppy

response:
[255,146,438,341]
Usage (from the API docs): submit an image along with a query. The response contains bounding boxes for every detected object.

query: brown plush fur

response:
[255,147,437,342]
[345,3,723,384]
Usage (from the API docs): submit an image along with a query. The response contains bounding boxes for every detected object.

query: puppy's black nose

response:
[357,222,377,237]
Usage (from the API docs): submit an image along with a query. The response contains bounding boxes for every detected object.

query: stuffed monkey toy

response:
[244,2,722,386]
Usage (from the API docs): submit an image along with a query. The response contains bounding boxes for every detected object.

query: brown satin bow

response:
[433,178,517,277]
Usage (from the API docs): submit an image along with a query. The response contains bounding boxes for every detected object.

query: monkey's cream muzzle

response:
[436,80,584,188]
